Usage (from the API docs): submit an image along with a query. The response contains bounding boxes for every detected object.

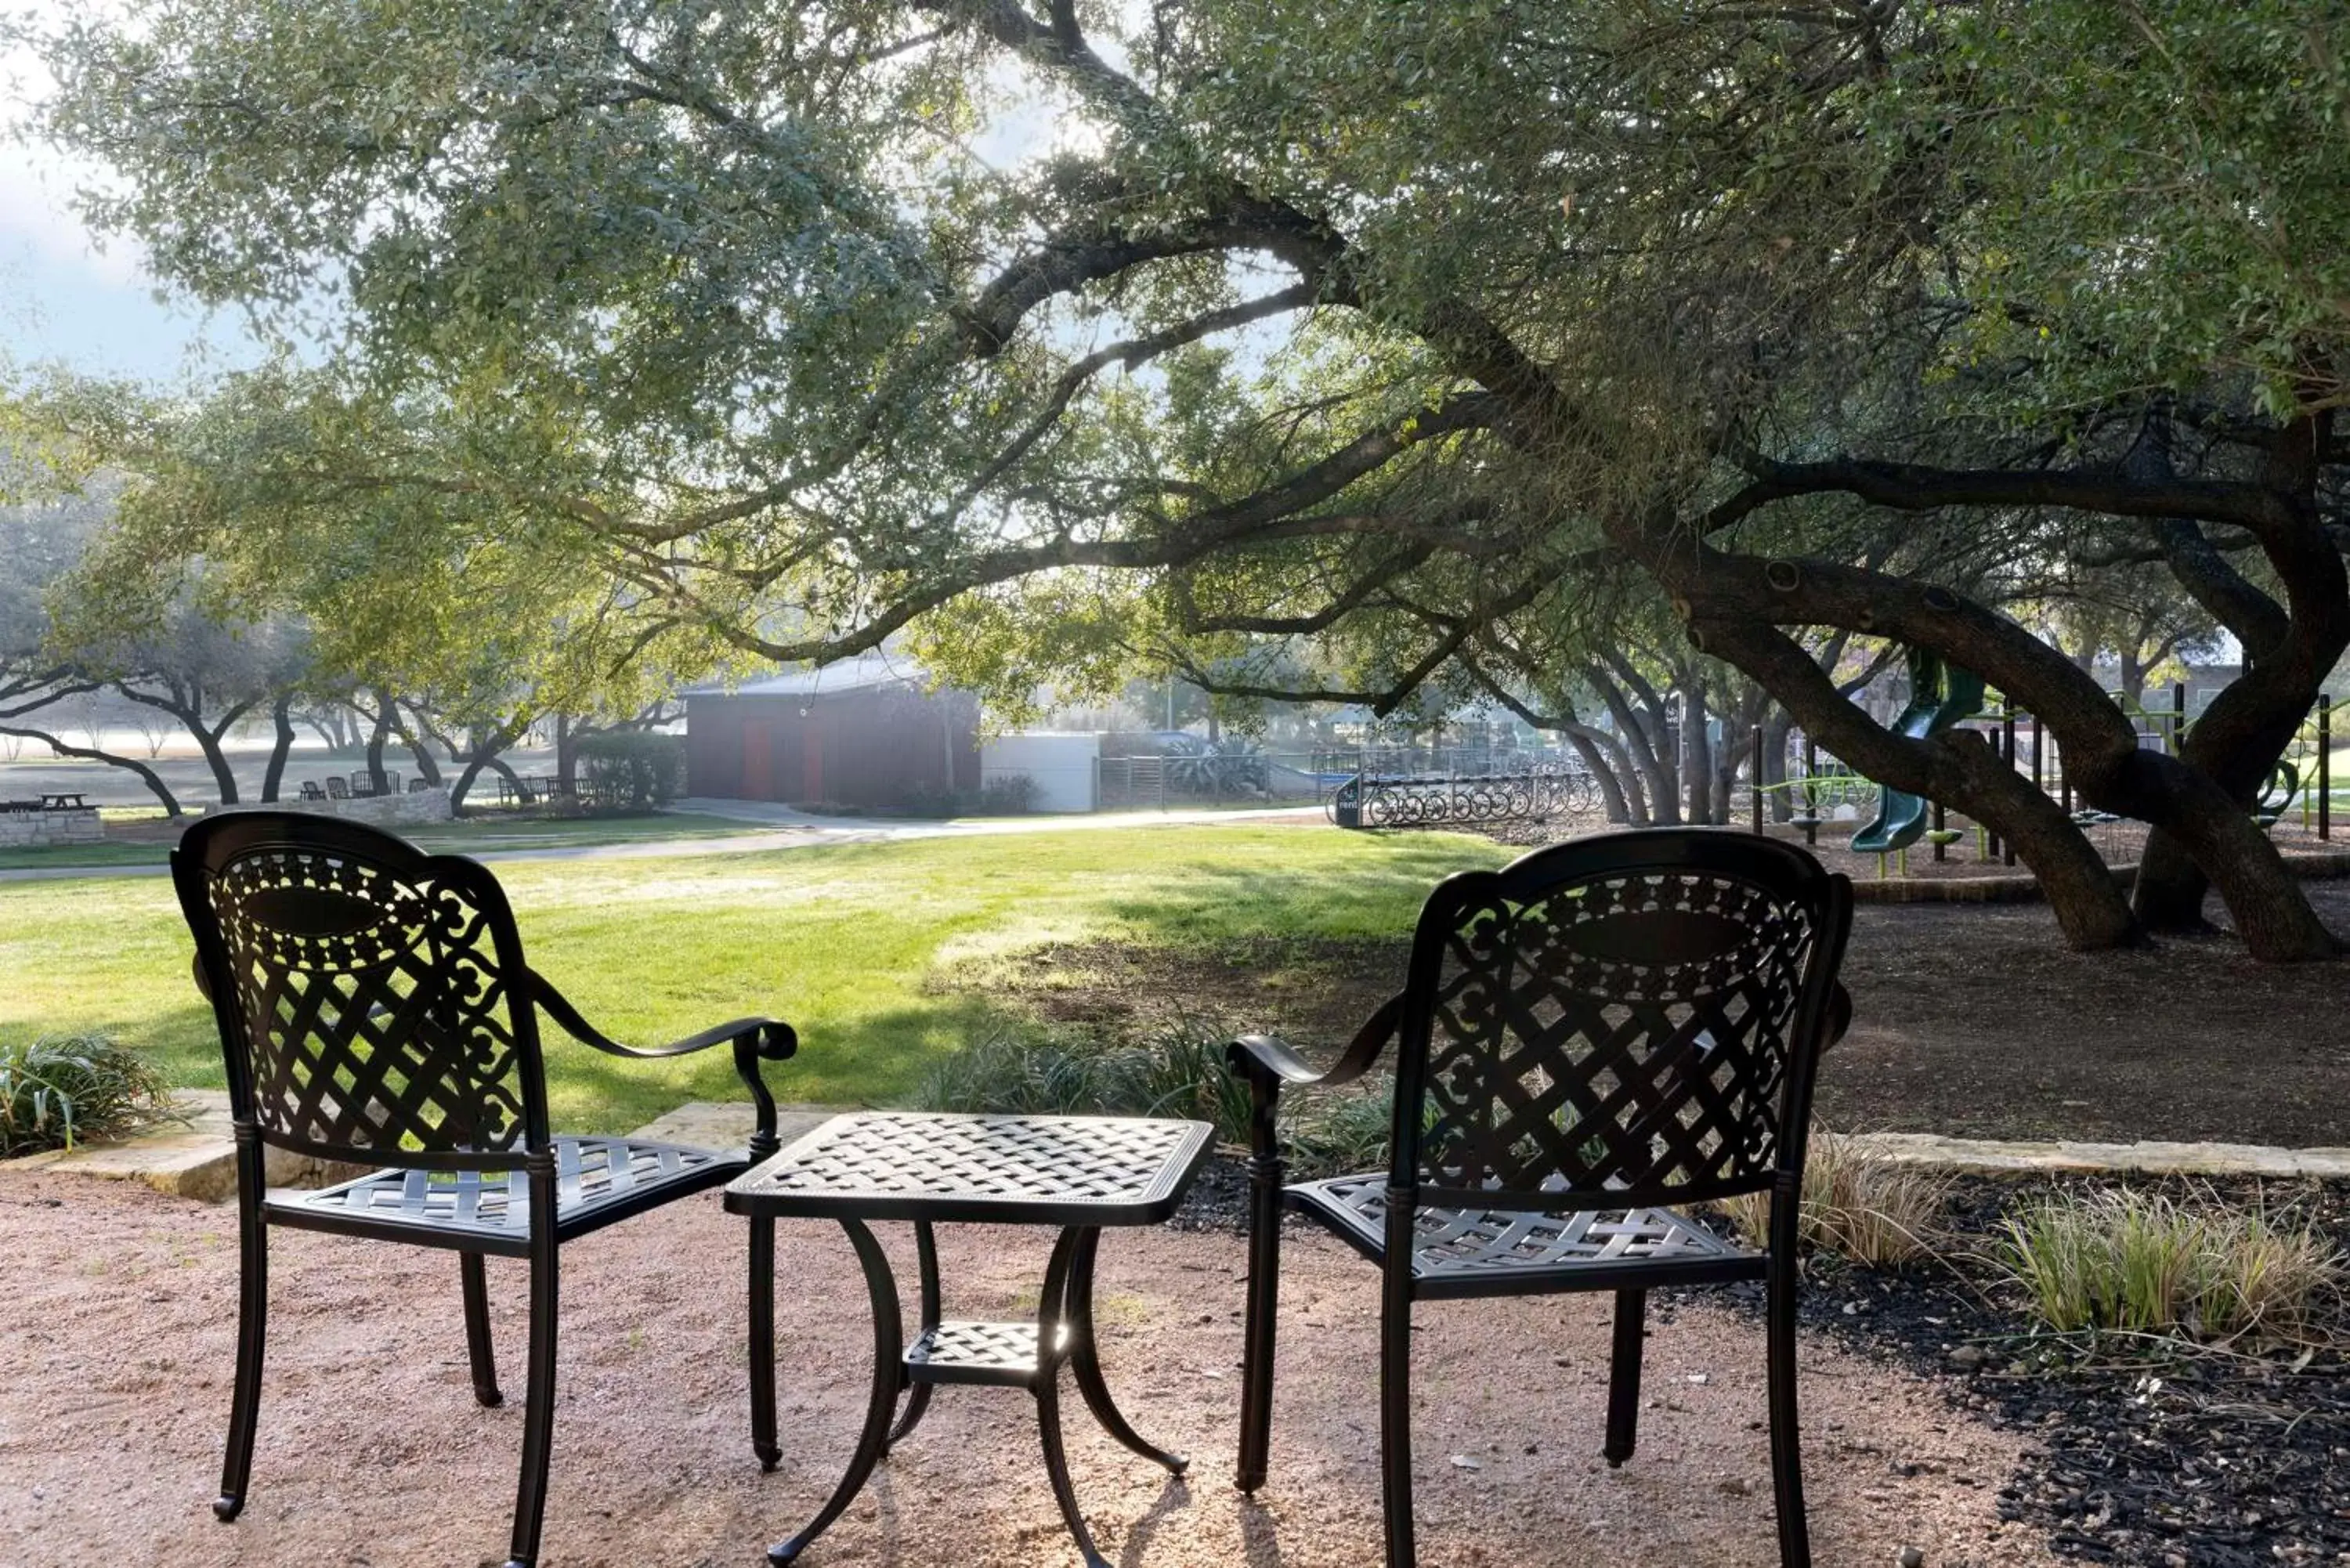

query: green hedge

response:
[575,732,686,810]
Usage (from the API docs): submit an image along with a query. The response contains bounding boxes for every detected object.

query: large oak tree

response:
[27,0,2350,954]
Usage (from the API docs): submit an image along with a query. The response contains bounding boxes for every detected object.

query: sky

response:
[1,27,274,384]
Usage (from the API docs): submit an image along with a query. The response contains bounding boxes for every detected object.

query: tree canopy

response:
[23,0,2350,956]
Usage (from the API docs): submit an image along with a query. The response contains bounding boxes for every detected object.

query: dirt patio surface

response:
[2,1169,2048,1568]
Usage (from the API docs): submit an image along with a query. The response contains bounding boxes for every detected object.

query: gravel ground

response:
[2,1168,2049,1568]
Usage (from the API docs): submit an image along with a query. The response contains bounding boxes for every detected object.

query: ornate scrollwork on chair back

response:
[1396,836,1846,1211]
[194,829,541,1162]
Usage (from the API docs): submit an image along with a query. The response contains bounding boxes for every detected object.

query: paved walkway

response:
[0,800,1326,882]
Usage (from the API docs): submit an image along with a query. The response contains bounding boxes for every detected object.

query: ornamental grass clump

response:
[2000,1187,2342,1344]
[912,1020,1253,1143]
[1717,1129,1950,1268]
[0,1035,181,1155]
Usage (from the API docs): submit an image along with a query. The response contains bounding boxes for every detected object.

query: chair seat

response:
[1285,1173,1761,1296]
[266,1136,740,1255]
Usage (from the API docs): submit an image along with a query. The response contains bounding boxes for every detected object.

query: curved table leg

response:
[886,1220,941,1452]
[1066,1227,1188,1475]
[768,1219,903,1566]
[1035,1228,1112,1568]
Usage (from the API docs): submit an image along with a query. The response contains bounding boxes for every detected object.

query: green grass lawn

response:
[0,810,767,871]
[0,824,1504,1132]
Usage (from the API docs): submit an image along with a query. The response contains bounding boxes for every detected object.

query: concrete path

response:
[0,800,1326,883]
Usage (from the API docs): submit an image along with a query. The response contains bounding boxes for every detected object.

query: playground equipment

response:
[1851,649,1987,855]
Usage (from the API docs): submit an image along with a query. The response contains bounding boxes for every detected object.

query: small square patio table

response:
[723,1110,1217,1567]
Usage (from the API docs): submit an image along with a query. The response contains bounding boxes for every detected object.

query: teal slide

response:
[1851,649,1987,854]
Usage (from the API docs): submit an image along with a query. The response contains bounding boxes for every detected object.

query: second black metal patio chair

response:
[1227,828,1854,1567]
[172,811,800,1568]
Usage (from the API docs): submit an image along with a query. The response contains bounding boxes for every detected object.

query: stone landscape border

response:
[1848,846,2350,905]
[12,1096,2347,1201]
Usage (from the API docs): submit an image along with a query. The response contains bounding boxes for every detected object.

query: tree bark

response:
[363,691,393,794]
[260,694,295,802]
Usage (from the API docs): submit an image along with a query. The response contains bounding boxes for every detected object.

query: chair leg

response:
[213,1211,268,1523]
[503,1244,560,1568]
[462,1252,504,1407]
[1235,1143,1285,1493]
[1603,1287,1647,1468]
[1766,1263,1812,1568]
[749,1215,779,1470]
[1378,1274,1416,1568]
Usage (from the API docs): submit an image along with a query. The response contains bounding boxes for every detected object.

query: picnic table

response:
[724,1111,1213,1567]
[38,793,88,811]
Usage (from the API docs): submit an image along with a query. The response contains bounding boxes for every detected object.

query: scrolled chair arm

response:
[526,969,797,1151]
[1226,992,1406,1156]
[1824,981,1854,1053]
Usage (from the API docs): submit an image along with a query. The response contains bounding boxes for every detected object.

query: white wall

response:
[981,732,1100,813]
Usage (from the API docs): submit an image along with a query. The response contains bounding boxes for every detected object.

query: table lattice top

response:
[723,1111,1215,1225]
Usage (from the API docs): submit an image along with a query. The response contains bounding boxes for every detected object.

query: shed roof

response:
[688,650,935,699]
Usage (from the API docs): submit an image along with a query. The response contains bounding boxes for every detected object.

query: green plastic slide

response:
[1850,649,1987,854]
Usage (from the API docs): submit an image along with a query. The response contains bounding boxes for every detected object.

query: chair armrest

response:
[1225,992,1405,1154]
[1823,982,1853,1053]
[526,970,798,1151]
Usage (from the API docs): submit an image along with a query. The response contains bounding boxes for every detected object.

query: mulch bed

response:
[1172,1157,2350,1568]
[966,882,2350,1150]
[1770,1172,2350,1568]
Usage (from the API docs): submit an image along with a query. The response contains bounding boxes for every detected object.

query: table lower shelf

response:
[904,1319,1071,1386]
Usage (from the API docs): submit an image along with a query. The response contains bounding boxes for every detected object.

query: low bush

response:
[2000,1187,2342,1343]
[0,1035,182,1155]
[1716,1129,1950,1268]
[978,774,1041,815]
[575,732,685,809]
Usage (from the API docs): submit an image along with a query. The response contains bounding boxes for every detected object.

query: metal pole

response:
[1933,798,1948,862]
[2030,714,2044,797]
[2323,694,2334,842]
[2172,681,2187,756]
[1751,725,1765,834]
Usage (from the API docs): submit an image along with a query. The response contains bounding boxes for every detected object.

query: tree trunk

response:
[1671,610,2146,951]
[363,691,393,795]
[1586,664,1678,826]
[1559,723,1634,822]
[446,720,530,815]
[260,695,295,802]
[1681,675,1715,825]
[554,714,582,793]
[0,724,183,815]
[1761,713,1795,822]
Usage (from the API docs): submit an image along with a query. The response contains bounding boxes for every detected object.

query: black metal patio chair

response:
[172,811,799,1568]
[323,775,349,799]
[297,780,326,801]
[1227,829,1854,1567]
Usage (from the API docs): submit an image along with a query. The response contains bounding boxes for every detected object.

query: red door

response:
[740,721,775,800]
[802,727,825,804]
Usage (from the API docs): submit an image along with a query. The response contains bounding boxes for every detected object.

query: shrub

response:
[1123,1020,1253,1143]
[575,731,685,810]
[1284,1082,1401,1177]
[910,1021,1253,1144]
[1716,1129,1950,1268]
[978,774,1041,815]
[895,782,974,818]
[913,1032,1130,1118]
[1999,1187,2342,1342]
[0,1035,182,1155]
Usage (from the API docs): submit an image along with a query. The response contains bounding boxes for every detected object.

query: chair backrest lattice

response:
[173,815,550,1169]
[1394,832,1851,1215]
[324,775,349,799]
